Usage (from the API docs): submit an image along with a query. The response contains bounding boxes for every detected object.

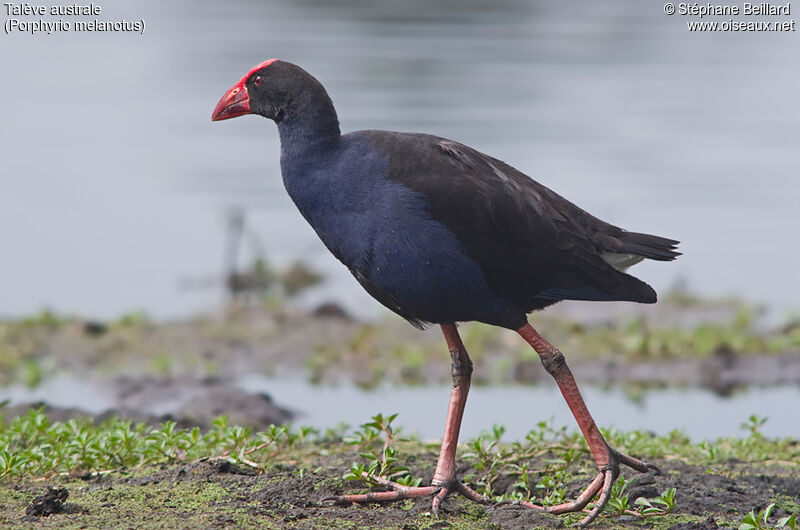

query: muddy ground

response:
[1,447,798,529]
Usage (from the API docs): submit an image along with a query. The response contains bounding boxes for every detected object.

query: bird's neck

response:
[277,84,341,161]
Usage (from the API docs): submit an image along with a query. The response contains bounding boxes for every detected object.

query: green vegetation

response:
[0,409,317,481]
[1,407,798,528]
[3,408,797,485]
[740,503,798,530]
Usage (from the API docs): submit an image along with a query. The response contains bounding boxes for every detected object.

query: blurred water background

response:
[4,374,797,440]
[1,0,798,320]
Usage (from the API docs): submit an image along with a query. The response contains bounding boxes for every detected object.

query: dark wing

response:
[368,132,680,310]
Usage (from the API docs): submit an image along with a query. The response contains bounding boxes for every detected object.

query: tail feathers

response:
[535,230,678,305]
[617,231,681,261]
[537,273,657,304]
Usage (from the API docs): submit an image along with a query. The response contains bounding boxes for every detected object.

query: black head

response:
[211,59,321,123]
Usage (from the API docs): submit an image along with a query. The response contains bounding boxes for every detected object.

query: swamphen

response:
[212,59,680,527]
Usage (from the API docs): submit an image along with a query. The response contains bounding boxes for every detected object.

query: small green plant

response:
[462,424,509,498]
[343,413,422,488]
[343,445,417,486]
[507,461,533,500]
[740,503,798,530]
[742,414,769,436]
[534,469,567,507]
[603,476,632,516]
[633,487,677,517]
[593,479,676,520]
[343,420,381,448]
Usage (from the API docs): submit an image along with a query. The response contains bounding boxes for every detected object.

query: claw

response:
[431,486,448,517]
[647,463,662,475]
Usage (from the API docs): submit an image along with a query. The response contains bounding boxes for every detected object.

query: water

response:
[1,0,798,319]
[2,375,797,442]
[242,378,800,442]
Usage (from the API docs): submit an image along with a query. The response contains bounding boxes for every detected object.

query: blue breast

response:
[280,134,520,327]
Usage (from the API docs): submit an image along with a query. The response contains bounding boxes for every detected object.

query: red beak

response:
[212,80,250,121]
[212,60,278,121]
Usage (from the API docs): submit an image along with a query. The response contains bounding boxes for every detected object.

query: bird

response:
[212,59,680,527]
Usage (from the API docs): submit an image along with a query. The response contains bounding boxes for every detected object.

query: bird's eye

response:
[253,76,262,87]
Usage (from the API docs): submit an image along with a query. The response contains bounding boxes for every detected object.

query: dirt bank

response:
[1,448,798,529]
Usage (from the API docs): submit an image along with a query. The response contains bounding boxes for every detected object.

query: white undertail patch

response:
[601,252,645,271]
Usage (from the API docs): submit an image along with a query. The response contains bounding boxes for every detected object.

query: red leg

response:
[431,322,471,486]
[515,323,659,527]
[328,323,490,514]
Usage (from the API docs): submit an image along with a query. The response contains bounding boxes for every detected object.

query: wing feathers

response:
[367,131,680,309]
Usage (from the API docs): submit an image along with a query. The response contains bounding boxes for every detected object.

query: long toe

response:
[574,468,617,528]
[614,449,661,475]
[327,476,492,516]
[328,485,440,505]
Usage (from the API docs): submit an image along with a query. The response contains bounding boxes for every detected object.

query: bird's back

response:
[355,130,679,313]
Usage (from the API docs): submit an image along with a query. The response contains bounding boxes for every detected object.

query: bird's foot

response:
[502,448,660,528]
[325,473,491,517]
